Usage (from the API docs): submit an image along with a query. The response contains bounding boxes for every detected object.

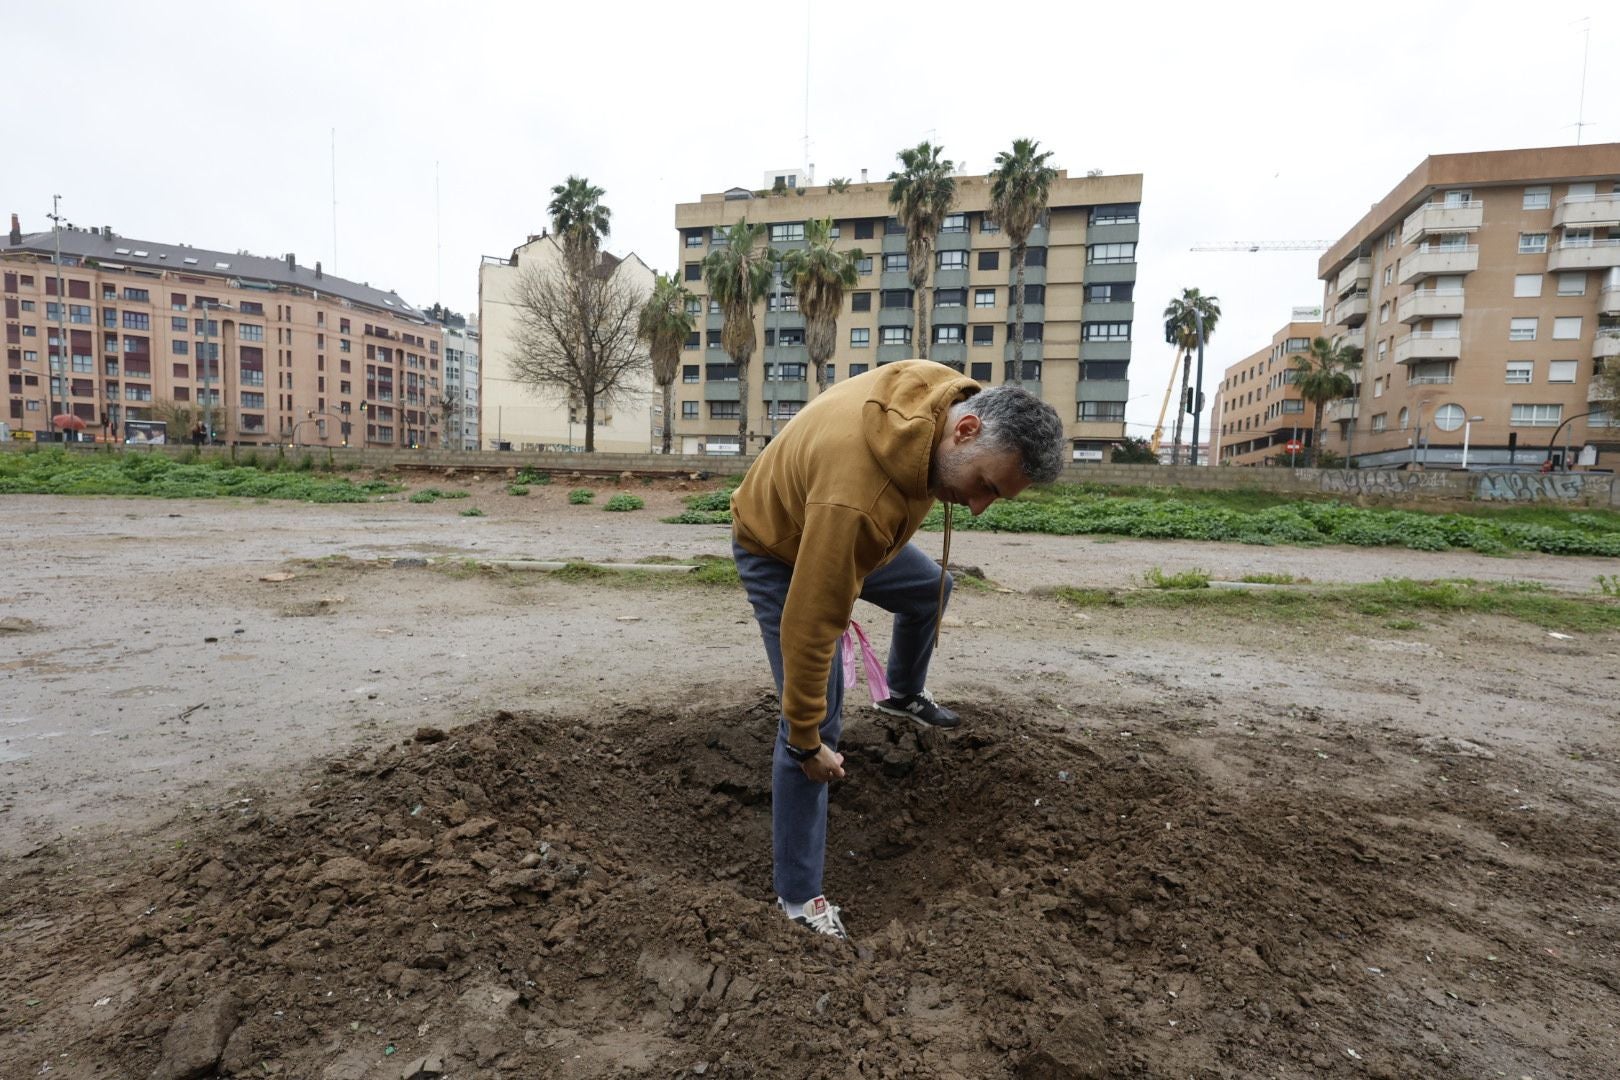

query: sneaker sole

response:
[872,702,960,729]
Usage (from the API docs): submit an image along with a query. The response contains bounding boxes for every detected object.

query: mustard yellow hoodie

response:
[731,360,979,749]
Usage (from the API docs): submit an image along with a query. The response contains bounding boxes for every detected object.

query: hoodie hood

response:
[861,360,980,499]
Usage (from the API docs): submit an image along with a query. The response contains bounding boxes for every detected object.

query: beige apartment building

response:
[3,215,443,447]
[1317,145,1620,469]
[1212,320,1322,465]
[478,233,657,453]
[671,168,1144,459]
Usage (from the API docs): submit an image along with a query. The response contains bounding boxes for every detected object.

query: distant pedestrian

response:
[191,421,206,448]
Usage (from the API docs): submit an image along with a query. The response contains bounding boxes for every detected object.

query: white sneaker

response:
[778,895,849,940]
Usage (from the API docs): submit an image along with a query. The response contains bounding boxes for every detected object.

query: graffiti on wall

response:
[1318,471,1459,498]
[1476,473,1612,502]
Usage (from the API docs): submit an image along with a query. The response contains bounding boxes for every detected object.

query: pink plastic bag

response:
[840,619,890,704]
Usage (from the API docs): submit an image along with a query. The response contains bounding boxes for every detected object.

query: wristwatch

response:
[783,742,821,763]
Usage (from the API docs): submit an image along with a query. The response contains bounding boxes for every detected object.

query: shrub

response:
[507,484,530,496]
[1145,567,1211,590]
[568,488,595,505]
[603,493,644,512]
[516,468,552,485]
[460,507,485,517]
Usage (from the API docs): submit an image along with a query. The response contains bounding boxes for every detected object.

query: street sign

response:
[1284,439,1303,455]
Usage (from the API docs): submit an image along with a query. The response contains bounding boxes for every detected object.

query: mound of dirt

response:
[3,700,1616,1078]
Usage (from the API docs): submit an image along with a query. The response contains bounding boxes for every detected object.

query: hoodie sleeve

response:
[778,499,895,749]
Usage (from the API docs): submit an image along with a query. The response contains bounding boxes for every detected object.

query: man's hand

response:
[800,744,846,784]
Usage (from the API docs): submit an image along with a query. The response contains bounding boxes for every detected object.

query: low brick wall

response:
[4,443,1615,507]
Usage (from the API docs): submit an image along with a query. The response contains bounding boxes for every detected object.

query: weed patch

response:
[603,494,644,512]
[0,448,398,502]
[507,485,530,496]
[1145,567,1211,590]
[568,488,596,505]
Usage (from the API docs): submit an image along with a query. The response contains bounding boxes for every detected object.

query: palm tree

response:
[547,176,611,272]
[703,220,776,449]
[637,274,695,455]
[828,177,852,194]
[989,138,1057,388]
[1162,288,1223,465]
[888,141,956,359]
[1292,336,1364,467]
[783,218,863,395]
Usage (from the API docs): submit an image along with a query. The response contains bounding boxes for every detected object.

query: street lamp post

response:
[195,299,232,444]
[1460,415,1484,470]
[47,195,66,442]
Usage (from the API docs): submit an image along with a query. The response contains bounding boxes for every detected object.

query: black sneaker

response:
[874,689,960,729]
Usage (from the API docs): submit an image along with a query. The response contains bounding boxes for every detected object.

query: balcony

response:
[1547,238,1620,272]
[1590,382,1614,405]
[1603,281,1620,317]
[1323,398,1359,423]
[1393,331,1462,364]
[1398,245,1478,284]
[1397,288,1465,324]
[1553,193,1620,229]
[1335,326,1365,351]
[1594,328,1620,360]
[1334,258,1371,296]
[1400,201,1483,245]
[1333,292,1369,326]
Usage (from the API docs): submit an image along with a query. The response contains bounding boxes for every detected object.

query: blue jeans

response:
[732,539,953,903]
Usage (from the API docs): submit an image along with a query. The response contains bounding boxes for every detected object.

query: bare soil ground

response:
[1,475,1617,1079]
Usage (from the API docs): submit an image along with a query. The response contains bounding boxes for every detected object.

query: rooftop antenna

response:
[802,0,811,178]
[330,127,339,274]
[435,159,442,304]
[1573,16,1594,144]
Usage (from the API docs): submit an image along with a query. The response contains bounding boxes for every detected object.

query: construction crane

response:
[1189,240,1330,252]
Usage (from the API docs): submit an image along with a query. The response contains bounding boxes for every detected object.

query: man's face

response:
[931,416,1030,516]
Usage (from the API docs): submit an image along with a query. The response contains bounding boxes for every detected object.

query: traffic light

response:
[358,401,368,413]
[1183,389,1205,414]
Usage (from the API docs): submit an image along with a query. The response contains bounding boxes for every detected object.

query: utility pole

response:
[47,195,66,442]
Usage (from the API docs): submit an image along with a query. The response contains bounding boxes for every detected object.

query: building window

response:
[122,287,150,302]
[970,362,992,380]
[709,401,739,420]
[1552,316,1582,340]
[684,297,702,317]
[1557,272,1586,296]
[934,288,966,308]
[851,291,872,312]
[1085,282,1134,303]
[682,364,699,383]
[880,327,911,346]
[976,250,1000,272]
[1371,413,1387,432]
[684,262,702,281]
[684,230,704,248]
[1011,284,1046,305]
[1084,360,1129,380]
[1285,337,1310,352]
[1514,274,1543,298]
[885,217,906,235]
[706,362,738,381]
[239,324,265,342]
[972,325,995,346]
[1023,247,1048,267]
[69,305,91,324]
[974,288,996,308]
[1009,323,1044,342]
[856,256,873,275]
[823,364,836,383]
[854,220,875,241]
[937,250,968,271]
[880,290,913,309]
[979,215,1000,234]
[1078,401,1125,422]
[1511,404,1561,426]
[769,222,805,243]
[707,330,723,350]
[709,299,721,314]
[940,213,967,233]
[850,328,870,348]
[849,363,869,377]
[1548,360,1578,383]
[1082,322,1131,342]
[1505,361,1534,384]
[1523,186,1551,210]
[777,328,805,347]
[1518,233,1549,254]
[172,340,189,355]
[1509,318,1538,341]
[934,325,964,344]
[883,253,909,273]
[681,401,698,419]
[1090,204,1138,226]
[241,392,266,409]
[1087,243,1134,264]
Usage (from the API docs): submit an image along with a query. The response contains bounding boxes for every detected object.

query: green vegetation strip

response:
[1053,577,1620,634]
[0,448,398,503]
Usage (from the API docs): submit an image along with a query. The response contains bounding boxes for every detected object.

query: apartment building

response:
[671,168,1143,458]
[1317,145,1620,469]
[1212,320,1322,465]
[3,215,443,447]
[430,309,481,451]
[478,233,657,453]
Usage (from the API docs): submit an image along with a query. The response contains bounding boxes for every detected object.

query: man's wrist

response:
[783,741,821,763]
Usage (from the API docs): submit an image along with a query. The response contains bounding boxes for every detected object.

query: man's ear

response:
[955,413,982,442]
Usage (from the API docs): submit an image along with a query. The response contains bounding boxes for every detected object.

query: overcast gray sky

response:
[6,0,1615,438]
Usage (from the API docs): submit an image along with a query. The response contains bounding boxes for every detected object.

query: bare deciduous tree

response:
[507,259,650,452]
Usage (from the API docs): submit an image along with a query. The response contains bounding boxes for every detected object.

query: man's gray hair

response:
[952,385,1067,483]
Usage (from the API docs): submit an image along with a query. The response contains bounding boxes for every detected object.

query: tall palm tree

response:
[1162,288,1223,465]
[888,141,956,359]
[637,274,695,455]
[1292,336,1363,466]
[782,218,863,395]
[989,138,1057,388]
[703,220,776,449]
[547,176,611,272]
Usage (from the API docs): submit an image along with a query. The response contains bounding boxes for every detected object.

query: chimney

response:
[315,261,323,280]
[859,168,868,184]
[8,214,20,245]
[286,253,297,272]
[103,225,113,238]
